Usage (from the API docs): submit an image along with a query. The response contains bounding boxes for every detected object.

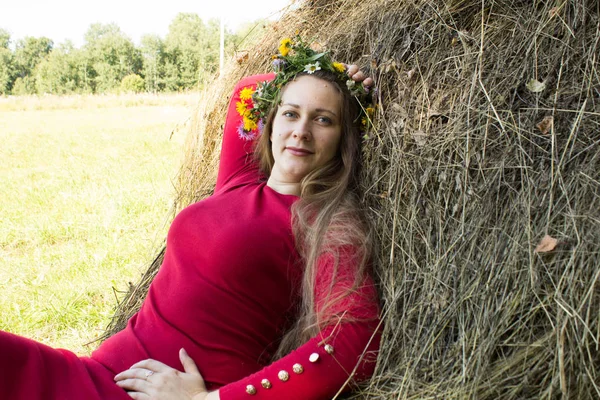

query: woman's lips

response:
[285,146,313,156]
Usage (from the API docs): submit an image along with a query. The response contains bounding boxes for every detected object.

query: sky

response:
[0,0,292,48]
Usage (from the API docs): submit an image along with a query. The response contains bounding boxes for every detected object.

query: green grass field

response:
[0,93,197,355]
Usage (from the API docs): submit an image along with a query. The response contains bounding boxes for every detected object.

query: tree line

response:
[0,13,265,95]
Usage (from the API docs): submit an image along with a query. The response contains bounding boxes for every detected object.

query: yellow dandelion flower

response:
[361,117,368,127]
[279,38,292,57]
[243,115,258,131]
[236,101,248,116]
[366,107,375,117]
[332,62,346,73]
[239,87,254,101]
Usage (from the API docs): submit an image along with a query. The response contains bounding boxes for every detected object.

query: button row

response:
[244,344,335,395]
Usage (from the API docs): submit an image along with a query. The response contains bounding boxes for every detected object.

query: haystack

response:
[104,0,600,398]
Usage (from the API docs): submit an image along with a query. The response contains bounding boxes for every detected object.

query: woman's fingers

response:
[352,71,366,82]
[114,368,153,382]
[115,375,150,391]
[126,393,149,400]
[346,64,359,77]
[345,64,375,88]
[114,353,209,400]
[115,367,163,382]
[180,348,208,394]
[128,358,169,372]
[179,348,201,376]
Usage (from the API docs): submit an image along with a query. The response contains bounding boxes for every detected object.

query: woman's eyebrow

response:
[281,102,300,108]
[281,102,338,117]
[315,108,338,117]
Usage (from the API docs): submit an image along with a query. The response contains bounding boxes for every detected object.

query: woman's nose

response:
[292,120,311,140]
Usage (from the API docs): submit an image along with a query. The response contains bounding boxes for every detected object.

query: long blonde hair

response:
[255,70,375,356]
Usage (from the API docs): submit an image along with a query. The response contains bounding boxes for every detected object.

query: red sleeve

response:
[215,73,275,193]
[218,248,382,400]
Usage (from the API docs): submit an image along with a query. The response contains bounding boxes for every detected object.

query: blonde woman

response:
[1,37,380,400]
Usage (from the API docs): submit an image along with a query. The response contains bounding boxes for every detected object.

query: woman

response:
[0,37,380,400]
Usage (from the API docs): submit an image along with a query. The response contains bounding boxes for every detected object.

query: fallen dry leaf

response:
[412,130,427,146]
[235,51,249,64]
[535,235,558,253]
[536,116,554,134]
[526,79,546,93]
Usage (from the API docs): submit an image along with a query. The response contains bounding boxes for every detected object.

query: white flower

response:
[346,79,356,89]
[254,81,267,98]
[304,62,321,74]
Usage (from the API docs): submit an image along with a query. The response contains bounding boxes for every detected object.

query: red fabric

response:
[0,74,381,400]
[0,330,127,399]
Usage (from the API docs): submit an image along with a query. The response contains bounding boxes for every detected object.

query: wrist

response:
[195,390,219,400]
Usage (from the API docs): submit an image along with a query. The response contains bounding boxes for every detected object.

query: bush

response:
[120,74,145,93]
[12,76,37,95]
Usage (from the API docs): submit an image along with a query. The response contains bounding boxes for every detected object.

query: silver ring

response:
[145,370,154,379]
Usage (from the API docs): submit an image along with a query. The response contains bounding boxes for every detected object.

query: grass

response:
[0,93,196,355]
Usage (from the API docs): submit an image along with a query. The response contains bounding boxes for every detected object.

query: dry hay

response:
[103,0,600,398]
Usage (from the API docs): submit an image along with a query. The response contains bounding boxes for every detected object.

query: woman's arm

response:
[116,248,381,400]
[116,316,379,400]
[215,73,275,193]
[218,316,381,399]
[214,247,381,399]
[215,65,374,193]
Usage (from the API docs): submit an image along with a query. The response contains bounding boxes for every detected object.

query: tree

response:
[0,29,10,49]
[11,76,36,95]
[83,23,142,93]
[13,36,53,94]
[164,13,226,90]
[0,16,268,95]
[0,29,14,94]
[0,48,14,94]
[198,19,222,83]
[35,41,85,94]
[140,34,165,93]
[162,58,180,92]
[164,13,204,90]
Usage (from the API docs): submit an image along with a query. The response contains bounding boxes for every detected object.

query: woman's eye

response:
[317,116,332,124]
[282,111,296,118]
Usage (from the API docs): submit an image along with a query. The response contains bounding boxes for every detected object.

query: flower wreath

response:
[235,35,375,141]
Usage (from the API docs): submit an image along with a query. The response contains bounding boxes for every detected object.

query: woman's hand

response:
[346,64,374,88]
[114,348,217,400]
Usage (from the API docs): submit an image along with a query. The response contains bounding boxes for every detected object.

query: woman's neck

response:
[266,176,301,196]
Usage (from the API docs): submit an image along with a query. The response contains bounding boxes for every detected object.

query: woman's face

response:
[269,75,343,185]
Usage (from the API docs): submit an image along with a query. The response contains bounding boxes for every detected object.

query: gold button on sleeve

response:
[292,363,304,374]
[324,344,335,354]
[261,379,272,389]
[278,370,290,382]
[309,352,320,363]
[245,384,257,395]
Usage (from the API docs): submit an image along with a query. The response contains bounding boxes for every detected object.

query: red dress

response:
[0,74,381,400]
